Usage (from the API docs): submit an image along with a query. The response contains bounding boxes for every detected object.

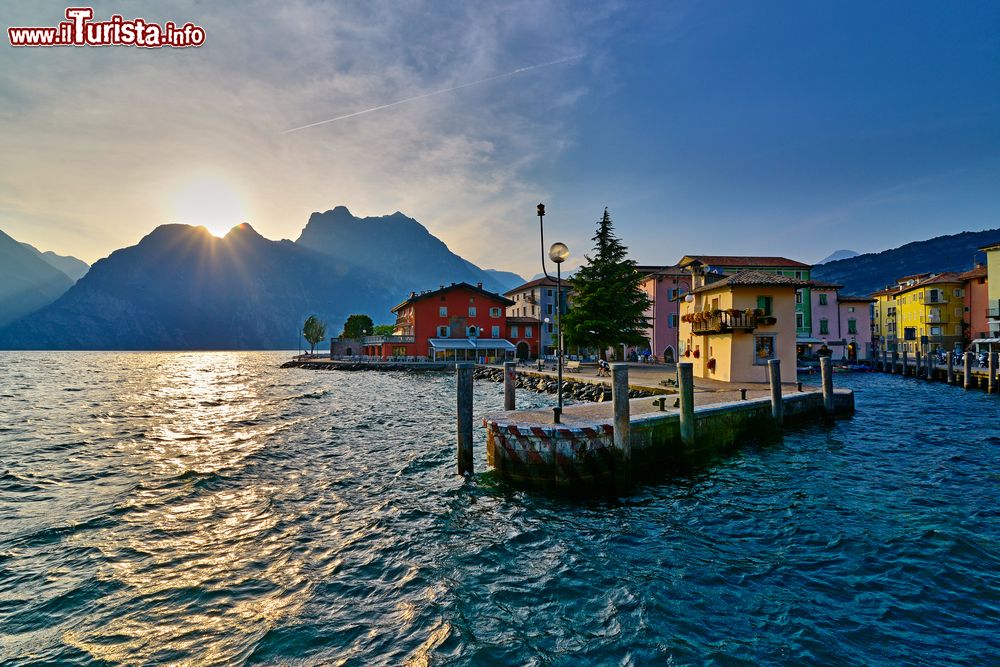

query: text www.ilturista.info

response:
[8,7,205,48]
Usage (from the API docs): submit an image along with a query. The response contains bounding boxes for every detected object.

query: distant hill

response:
[0,223,394,350]
[0,229,75,328]
[816,249,858,265]
[481,268,525,291]
[812,229,1000,295]
[296,206,512,294]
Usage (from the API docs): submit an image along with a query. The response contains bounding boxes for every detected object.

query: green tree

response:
[302,314,327,354]
[372,324,395,336]
[562,208,652,360]
[341,314,374,339]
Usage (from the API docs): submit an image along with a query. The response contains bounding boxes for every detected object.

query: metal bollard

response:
[768,359,783,426]
[456,363,474,475]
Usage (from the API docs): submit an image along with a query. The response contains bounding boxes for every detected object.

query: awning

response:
[971,338,1000,345]
[472,339,516,351]
[428,338,475,350]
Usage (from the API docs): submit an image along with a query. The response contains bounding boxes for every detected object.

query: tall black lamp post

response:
[538,203,570,423]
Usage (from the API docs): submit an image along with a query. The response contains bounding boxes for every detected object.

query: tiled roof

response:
[392,282,514,312]
[678,255,810,269]
[506,316,540,324]
[504,275,573,295]
[895,272,963,295]
[691,270,810,294]
[978,241,1000,252]
[957,266,987,281]
[635,264,687,276]
[838,295,874,302]
[809,280,844,290]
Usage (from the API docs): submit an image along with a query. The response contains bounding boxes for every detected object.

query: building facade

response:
[893,273,965,354]
[636,265,691,363]
[360,282,516,361]
[804,280,872,359]
[678,270,805,383]
[506,316,540,359]
[982,242,1000,338]
[959,265,990,342]
[871,286,901,354]
[504,276,570,356]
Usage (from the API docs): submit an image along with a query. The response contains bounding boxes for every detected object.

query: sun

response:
[169,174,249,237]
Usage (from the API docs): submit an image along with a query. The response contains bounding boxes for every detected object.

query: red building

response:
[506,316,541,359]
[361,282,516,361]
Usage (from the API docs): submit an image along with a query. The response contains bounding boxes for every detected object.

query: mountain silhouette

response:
[0,229,75,328]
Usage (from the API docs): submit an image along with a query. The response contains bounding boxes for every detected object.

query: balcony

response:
[989,306,1000,319]
[690,310,760,334]
[361,334,415,344]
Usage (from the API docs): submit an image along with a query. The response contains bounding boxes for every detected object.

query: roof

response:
[957,266,987,281]
[506,316,540,324]
[678,255,810,270]
[635,264,688,277]
[838,295,874,302]
[978,241,1000,252]
[896,272,964,295]
[690,270,811,294]
[894,272,933,284]
[428,338,517,350]
[392,282,514,313]
[504,275,573,295]
[870,286,903,298]
[809,280,844,290]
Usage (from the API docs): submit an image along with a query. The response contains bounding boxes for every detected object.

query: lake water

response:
[1,352,998,665]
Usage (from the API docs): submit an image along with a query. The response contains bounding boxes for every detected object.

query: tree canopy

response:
[372,324,395,336]
[341,314,374,339]
[562,208,651,359]
[302,314,327,353]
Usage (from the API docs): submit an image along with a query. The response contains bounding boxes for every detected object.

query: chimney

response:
[476,282,482,289]
[409,291,416,298]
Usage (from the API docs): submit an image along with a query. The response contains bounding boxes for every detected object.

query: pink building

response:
[960,265,989,342]
[806,280,873,360]
[637,265,691,363]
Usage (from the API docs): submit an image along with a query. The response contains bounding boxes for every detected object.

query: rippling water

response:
[1,352,998,665]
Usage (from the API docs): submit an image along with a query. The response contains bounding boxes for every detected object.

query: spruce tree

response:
[562,208,651,360]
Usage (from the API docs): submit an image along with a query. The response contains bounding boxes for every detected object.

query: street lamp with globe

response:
[538,204,570,423]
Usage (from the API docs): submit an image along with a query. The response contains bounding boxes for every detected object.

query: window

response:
[491,325,500,338]
[930,326,941,335]
[525,325,533,337]
[511,325,519,337]
[848,319,857,334]
[546,289,553,297]
[546,304,553,315]
[848,306,855,313]
[819,319,829,335]
[669,288,679,300]
[468,326,478,337]
[756,296,773,316]
[796,313,804,328]
[437,326,449,337]
[954,288,964,297]
[669,314,678,327]
[904,327,916,341]
[489,307,501,317]
[468,306,477,317]
[754,335,776,365]
[955,307,963,317]
[439,306,448,317]
[819,293,828,305]
[795,291,803,305]
[547,323,553,333]
[795,271,803,279]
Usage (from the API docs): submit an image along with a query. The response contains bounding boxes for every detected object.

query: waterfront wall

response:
[484,389,854,491]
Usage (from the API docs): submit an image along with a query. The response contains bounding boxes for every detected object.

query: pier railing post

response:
[678,362,695,447]
[947,352,954,384]
[891,351,898,374]
[503,361,517,411]
[902,349,909,377]
[611,363,631,491]
[963,352,973,390]
[456,363,474,475]
[820,356,834,414]
[990,352,998,394]
[768,359,783,427]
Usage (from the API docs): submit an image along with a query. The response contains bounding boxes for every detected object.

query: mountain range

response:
[0,207,525,350]
[0,229,88,328]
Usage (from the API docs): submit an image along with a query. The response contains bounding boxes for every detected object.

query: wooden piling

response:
[915,351,921,378]
[820,356,834,414]
[990,352,998,394]
[503,361,516,411]
[891,351,899,374]
[678,362,695,446]
[947,352,954,384]
[963,352,973,390]
[456,363,474,475]
[611,363,631,491]
[925,353,933,381]
[768,359,783,426]
[902,349,908,377]
[881,350,888,372]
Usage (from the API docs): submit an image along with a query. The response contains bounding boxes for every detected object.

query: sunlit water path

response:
[1,352,998,664]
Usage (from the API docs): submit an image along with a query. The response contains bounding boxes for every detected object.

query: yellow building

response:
[678,270,805,383]
[982,241,1000,338]
[871,286,902,353]
[893,273,965,354]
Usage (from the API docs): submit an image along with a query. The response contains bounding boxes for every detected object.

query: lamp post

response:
[538,203,570,423]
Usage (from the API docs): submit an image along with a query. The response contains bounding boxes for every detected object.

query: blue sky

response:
[2,1,998,275]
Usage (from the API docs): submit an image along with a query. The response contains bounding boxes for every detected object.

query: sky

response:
[2,0,999,277]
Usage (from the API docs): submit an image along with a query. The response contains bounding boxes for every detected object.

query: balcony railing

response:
[989,306,1000,319]
[690,311,759,334]
[361,335,416,344]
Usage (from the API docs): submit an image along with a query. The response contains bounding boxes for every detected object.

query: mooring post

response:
[990,352,998,394]
[881,350,887,372]
[902,349,909,377]
[678,362,695,446]
[915,351,921,378]
[963,352,973,390]
[820,356,834,414]
[768,359,783,426]
[503,361,517,411]
[611,363,631,490]
[891,350,898,374]
[456,363,474,475]
[947,352,954,384]
[925,353,933,381]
